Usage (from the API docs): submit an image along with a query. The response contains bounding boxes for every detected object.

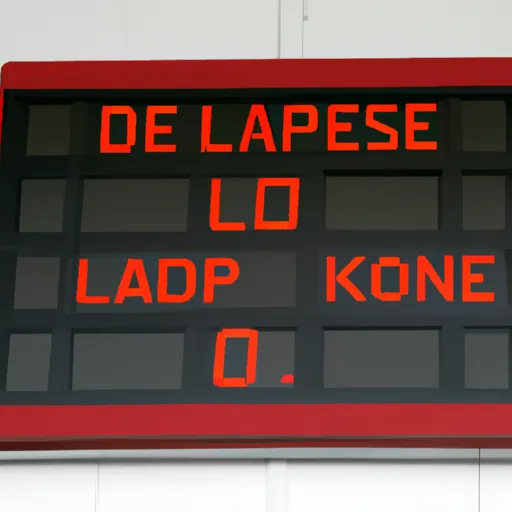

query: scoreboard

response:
[1,58,512,443]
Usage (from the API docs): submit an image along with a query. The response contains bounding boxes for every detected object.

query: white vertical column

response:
[266,460,289,512]
[278,0,304,58]
[480,450,512,512]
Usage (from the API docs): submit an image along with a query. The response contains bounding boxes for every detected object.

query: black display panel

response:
[0,87,512,405]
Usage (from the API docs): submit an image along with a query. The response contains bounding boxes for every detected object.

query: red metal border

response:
[2,57,512,446]
[2,58,512,90]
[5,438,512,452]
[0,81,4,151]
[1,404,512,442]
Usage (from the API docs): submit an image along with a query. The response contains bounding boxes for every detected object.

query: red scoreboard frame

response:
[2,57,512,450]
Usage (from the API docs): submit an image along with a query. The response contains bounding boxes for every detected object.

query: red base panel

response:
[1,404,512,443]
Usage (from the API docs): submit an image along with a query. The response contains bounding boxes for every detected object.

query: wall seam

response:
[478,448,481,512]
[123,0,129,58]
[277,0,282,58]
[95,460,100,512]
[301,0,305,57]
[266,459,289,512]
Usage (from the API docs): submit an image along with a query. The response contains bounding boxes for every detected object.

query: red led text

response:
[326,255,496,303]
[100,103,438,153]
[213,328,259,387]
[76,257,240,305]
[210,177,300,231]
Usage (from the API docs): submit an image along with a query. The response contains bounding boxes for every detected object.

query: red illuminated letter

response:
[114,259,153,304]
[462,255,495,302]
[417,255,454,302]
[405,103,438,150]
[282,105,318,152]
[209,178,246,231]
[157,258,197,303]
[204,258,240,303]
[366,104,399,150]
[254,177,300,230]
[326,256,366,302]
[371,257,409,302]
[100,106,136,154]
[213,328,259,387]
[201,106,233,152]
[145,106,177,152]
[239,105,277,152]
[327,104,359,151]
[76,259,110,304]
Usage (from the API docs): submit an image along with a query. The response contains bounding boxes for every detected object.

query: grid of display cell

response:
[81,179,190,232]
[18,179,66,233]
[0,91,511,405]
[26,105,72,156]
[325,175,439,230]
[6,334,52,391]
[461,101,507,152]
[324,329,440,389]
[464,330,509,389]
[462,175,506,230]
[72,332,185,391]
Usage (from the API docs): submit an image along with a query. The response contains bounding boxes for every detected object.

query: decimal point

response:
[280,374,294,384]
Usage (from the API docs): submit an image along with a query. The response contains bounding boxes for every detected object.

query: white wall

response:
[1,0,512,68]
[301,0,512,59]
[0,0,280,65]
[6,449,512,511]
[0,456,480,512]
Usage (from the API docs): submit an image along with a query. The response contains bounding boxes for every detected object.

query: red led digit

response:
[254,177,300,231]
[213,328,259,388]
